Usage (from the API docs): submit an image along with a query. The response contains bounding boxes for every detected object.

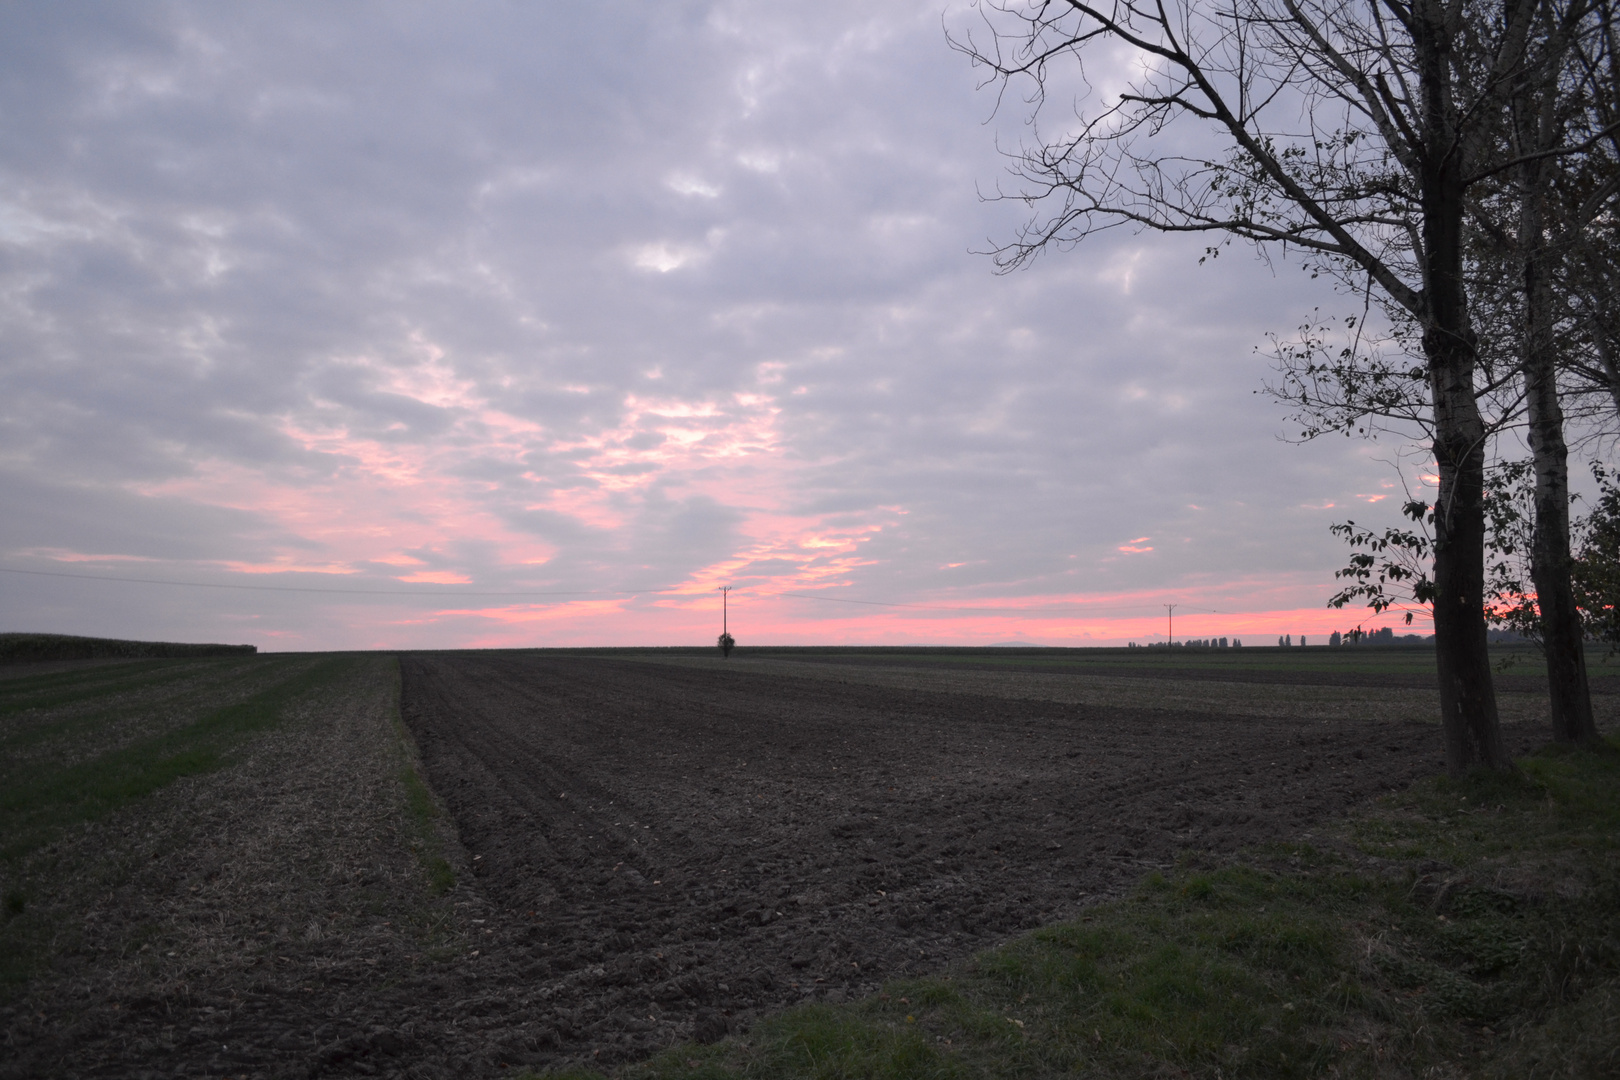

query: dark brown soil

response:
[0,652,1546,1079]
[394,652,1537,1067]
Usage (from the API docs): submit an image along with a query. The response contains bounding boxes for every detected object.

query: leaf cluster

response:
[1572,462,1620,648]
[1328,497,1437,622]
[1330,460,1620,644]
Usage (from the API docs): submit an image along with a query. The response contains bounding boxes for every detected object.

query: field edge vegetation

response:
[536,740,1620,1080]
[386,656,458,895]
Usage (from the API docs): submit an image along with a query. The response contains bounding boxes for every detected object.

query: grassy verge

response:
[541,741,1620,1080]
[386,658,456,895]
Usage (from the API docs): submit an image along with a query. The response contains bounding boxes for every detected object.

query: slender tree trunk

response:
[1521,163,1602,745]
[1429,332,1511,774]
[1525,348,1600,744]
[1417,0,1511,776]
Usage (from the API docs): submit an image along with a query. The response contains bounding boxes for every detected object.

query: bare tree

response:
[1279,0,1615,747]
[955,0,1606,774]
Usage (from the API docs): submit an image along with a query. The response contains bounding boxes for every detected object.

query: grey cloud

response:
[0,469,302,561]
[0,1,1411,644]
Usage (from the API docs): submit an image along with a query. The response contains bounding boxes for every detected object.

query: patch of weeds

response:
[401,764,455,894]
[387,659,456,896]
[762,1003,966,1079]
[1178,872,1216,901]
[421,944,463,965]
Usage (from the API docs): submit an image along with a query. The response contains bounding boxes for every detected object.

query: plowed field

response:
[398,651,1485,1062]
[3,648,1566,1078]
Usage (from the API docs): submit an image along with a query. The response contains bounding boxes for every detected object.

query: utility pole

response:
[717,586,735,657]
[1164,603,1176,646]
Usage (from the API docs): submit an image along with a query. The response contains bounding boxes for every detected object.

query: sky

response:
[0,1,1437,651]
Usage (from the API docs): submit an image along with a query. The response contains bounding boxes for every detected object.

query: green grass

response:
[386,658,456,895]
[0,655,362,993]
[0,656,258,722]
[0,656,355,863]
[533,740,1620,1080]
[0,659,282,766]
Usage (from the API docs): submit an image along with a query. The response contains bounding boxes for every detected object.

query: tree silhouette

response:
[954,0,1612,774]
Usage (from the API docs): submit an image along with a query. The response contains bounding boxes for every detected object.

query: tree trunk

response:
[1521,160,1602,746]
[1429,333,1512,774]
[1525,355,1600,744]
[1416,0,1511,776]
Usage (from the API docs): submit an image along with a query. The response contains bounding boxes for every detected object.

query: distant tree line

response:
[1127,629,1452,648]
[1327,628,1434,646]
[1128,638,1242,649]
[0,633,257,661]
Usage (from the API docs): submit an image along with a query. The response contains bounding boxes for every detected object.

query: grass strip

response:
[386,658,456,895]
[537,740,1620,1080]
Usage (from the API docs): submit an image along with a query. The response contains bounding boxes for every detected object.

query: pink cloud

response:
[397,570,473,585]
[233,574,1422,651]
[80,343,1413,652]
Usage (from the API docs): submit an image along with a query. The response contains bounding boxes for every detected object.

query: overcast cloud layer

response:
[0,1,1424,649]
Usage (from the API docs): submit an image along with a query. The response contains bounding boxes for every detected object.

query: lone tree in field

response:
[954,0,1605,775]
